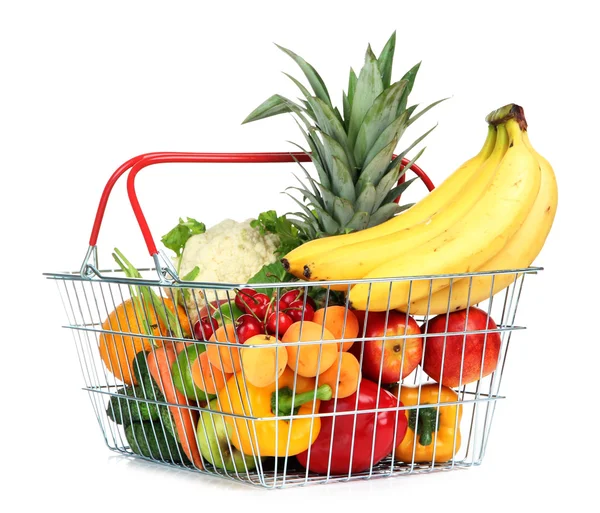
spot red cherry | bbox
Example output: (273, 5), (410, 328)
(279, 289), (303, 307)
(235, 288), (258, 313)
(266, 312), (294, 337)
(286, 300), (315, 323)
(247, 293), (271, 319)
(193, 316), (216, 341)
(235, 314), (264, 343)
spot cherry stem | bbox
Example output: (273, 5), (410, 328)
(232, 290), (266, 325)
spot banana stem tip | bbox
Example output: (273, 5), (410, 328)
(485, 104), (528, 131)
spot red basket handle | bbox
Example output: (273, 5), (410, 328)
(85, 152), (434, 273)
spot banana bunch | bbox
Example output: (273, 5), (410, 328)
(282, 104), (558, 313)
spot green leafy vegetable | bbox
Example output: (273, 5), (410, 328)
(161, 218), (205, 307)
(161, 217), (206, 258)
(308, 287), (347, 309)
(112, 248), (185, 339)
(247, 261), (296, 297)
(181, 266), (200, 282)
(251, 210), (305, 258)
(181, 266), (200, 303)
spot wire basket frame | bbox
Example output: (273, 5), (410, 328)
(44, 151), (541, 488)
(46, 265), (538, 488)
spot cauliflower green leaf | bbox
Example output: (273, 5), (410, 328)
(161, 217), (206, 258)
(251, 210), (304, 258)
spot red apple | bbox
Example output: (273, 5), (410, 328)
(422, 307), (501, 387)
(359, 311), (423, 384)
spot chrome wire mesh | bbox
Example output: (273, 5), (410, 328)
(46, 266), (538, 488)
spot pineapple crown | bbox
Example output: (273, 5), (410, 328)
(243, 32), (444, 238)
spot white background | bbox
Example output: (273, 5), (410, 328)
(2, 0), (599, 511)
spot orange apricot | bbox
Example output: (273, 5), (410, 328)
(240, 334), (288, 387)
(282, 321), (338, 377)
(191, 351), (231, 395)
(206, 324), (241, 374)
(312, 306), (359, 352)
(317, 352), (361, 398)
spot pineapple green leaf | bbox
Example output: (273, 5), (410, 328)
(397, 62), (421, 113)
(356, 138), (397, 196)
(332, 197), (355, 227)
(383, 177), (418, 205)
(309, 97), (350, 155)
(289, 120), (331, 190)
(244, 38), (445, 238)
(405, 104), (418, 120)
(278, 96), (314, 128)
(347, 46), (384, 149)
(318, 184), (337, 213)
(300, 99), (316, 120)
(290, 210), (314, 223)
(407, 98), (449, 127)
(285, 192), (318, 221)
(368, 203), (402, 227)
(388, 147), (427, 185)
(396, 203), (415, 214)
(348, 67), (358, 107)
(331, 156), (356, 202)
(321, 131), (354, 179)
(289, 155), (321, 198)
(373, 167), (402, 212)
(342, 92), (351, 131)
(313, 206), (341, 234)
(333, 106), (344, 125)
(355, 182), (377, 214)
(393, 127), (435, 164)
(284, 72), (313, 102)
(288, 186), (324, 210)
(305, 133), (331, 190)
(377, 31), (397, 89)
(243, 94), (295, 124)
(353, 80), (408, 167)
(276, 44), (333, 109)
(288, 217), (317, 239)
(345, 211), (370, 232)
(362, 110), (410, 169)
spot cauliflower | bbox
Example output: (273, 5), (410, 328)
(176, 218), (280, 316)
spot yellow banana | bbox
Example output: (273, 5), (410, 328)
(282, 125), (498, 278)
(303, 125), (509, 288)
(407, 130), (557, 315)
(349, 118), (541, 312)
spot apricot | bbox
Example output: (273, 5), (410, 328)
(282, 321), (338, 377)
(206, 324), (241, 374)
(313, 306), (359, 352)
(240, 334), (288, 387)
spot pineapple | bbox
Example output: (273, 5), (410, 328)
(243, 32), (442, 238)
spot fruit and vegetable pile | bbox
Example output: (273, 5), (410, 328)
(98, 32), (557, 476)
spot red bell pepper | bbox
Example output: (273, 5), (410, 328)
(296, 379), (407, 474)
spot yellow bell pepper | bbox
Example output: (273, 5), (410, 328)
(392, 384), (462, 463)
(217, 367), (332, 457)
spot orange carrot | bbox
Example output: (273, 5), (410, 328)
(146, 345), (203, 469)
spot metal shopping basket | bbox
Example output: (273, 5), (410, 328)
(44, 152), (540, 488)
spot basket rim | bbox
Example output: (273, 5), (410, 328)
(43, 265), (543, 287)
